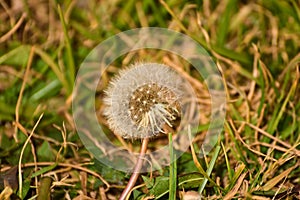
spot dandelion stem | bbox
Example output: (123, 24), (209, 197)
(119, 138), (149, 200)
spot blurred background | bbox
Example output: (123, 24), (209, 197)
(0, 0), (299, 199)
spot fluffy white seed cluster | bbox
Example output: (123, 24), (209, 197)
(103, 63), (183, 139)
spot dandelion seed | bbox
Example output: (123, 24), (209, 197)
(103, 63), (184, 139)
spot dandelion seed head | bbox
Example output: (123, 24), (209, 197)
(103, 63), (184, 139)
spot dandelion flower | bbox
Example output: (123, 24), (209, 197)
(103, 63), (185, 139)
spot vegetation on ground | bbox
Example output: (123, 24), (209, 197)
(0, 0), (299, 199)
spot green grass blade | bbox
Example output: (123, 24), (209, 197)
(57, 5), (75, 94)
(199, 145), (221, 195)
(267, 76), (298, 135)
(34, 46), (69, 94)
(221, 142), (233, 180)
(216, 0), (237, 47)
(169, 133), (177, 200)
(31, 163), (58, 178)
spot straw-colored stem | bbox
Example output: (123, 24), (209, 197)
(119, 138), (149, 200)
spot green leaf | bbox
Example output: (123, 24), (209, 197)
(20, 179), (31, 199)
(149, 176), (169, 198)
(37, 141), (55, 162)
(149, 173), (203, 199)
(141, 175), (154, 189)
(0, 45), (31, 66)
(178, 173), (204, 189)
(89, 159), (126, 184)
